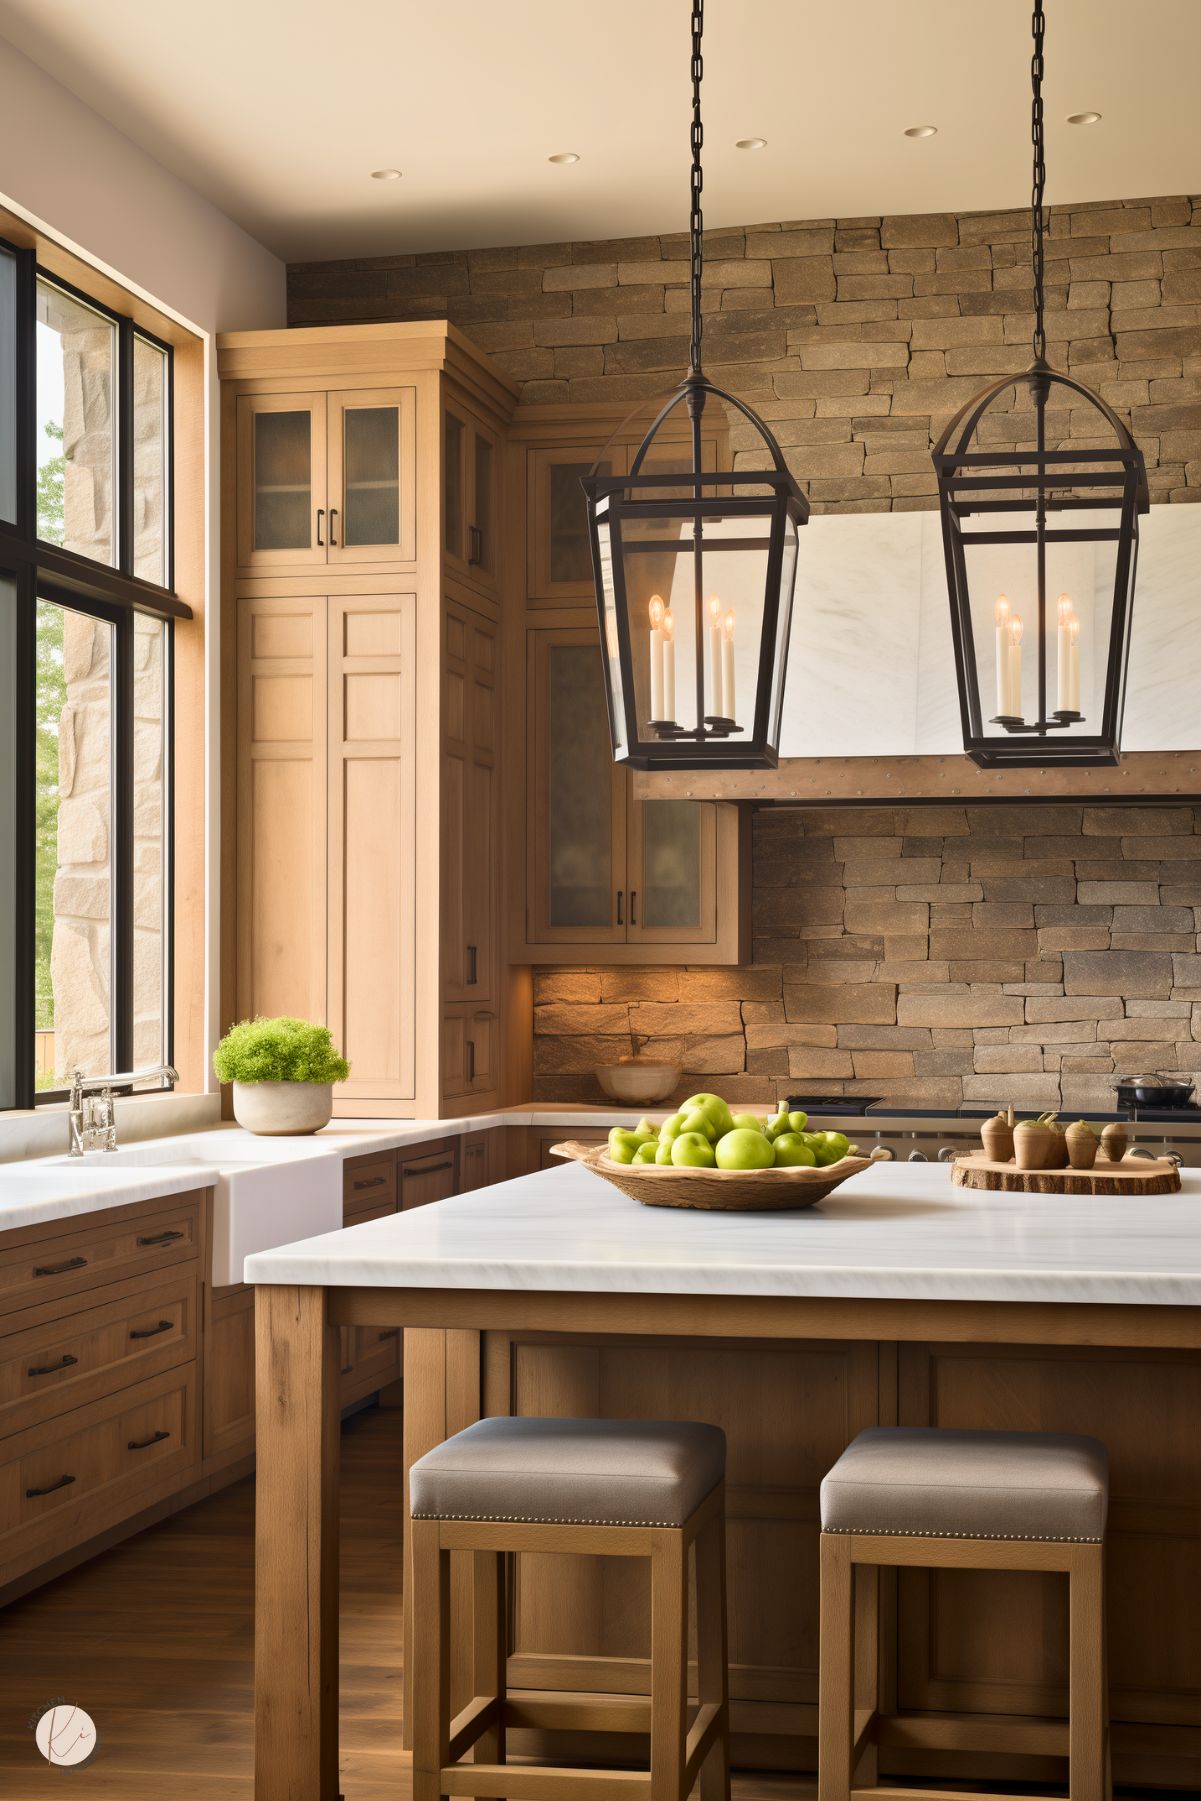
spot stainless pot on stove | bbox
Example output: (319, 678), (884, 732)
(1113, 1072), (1196, 1108)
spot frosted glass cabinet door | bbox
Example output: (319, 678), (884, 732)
(528, 628), (626, 944)
(626, 797), (718, 946)
(527, 445), (625, 604)
(327, 388), (416, 565)
(235, 393), (327, 570)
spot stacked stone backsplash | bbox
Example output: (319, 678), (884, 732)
(289, 194), (1201, 509)
(533, 803), (1201, 1112)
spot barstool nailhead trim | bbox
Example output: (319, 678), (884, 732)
(823, 1524), (1102, 1543)
(412, 1509), (686, 1527)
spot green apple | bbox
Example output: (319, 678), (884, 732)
(680, 1092), (736, 1140)
(608, 1126), (653, 1163)
(772, 1133), (816, 1168)
(767, 1108), (809, 1140)
(810, 1129), (850, 1167)
(655, 1138), (677, 1164)
(678, 1106), (718, 1144)
(633, 1116), (660, 1139)
(715, 1128), (774, 1171)
(730, 1112), (767, 1135)
(670, 1131), (717, 1169)
(632, 1141), (658, 1165)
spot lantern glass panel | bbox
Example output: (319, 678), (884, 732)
(593, 508), (626, 756)
(614, 501), (781, 748)
(955, 504), (1128, 747)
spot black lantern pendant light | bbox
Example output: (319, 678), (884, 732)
(581, 0), (808, 771)
(933, 2), (1148, 768)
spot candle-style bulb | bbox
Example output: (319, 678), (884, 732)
(1068, 615), (1079, 642)
(723, 609), (736, 640)
(1008, 613), (1024, 645)
(648, 594), (665, 629)
(661, 607), (674, 639)
(1057, 592), (1074, 625)
(708, 593), (722, 622)
(995, 594), (1010, 625)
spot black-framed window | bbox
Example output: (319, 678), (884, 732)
(0, 239), (186, 1109)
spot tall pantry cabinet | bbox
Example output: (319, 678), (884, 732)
(219, 324), (517, 1117)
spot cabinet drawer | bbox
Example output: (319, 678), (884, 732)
(0, 1364), (198, 1551)
(0, 1270), (198, 1441)
(354, 1323), (400, 1387)
(0, 1196), (202, 1321)
(343, 1155), (397, 1220)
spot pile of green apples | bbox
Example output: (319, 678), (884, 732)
(607, 1092), (854, 1172)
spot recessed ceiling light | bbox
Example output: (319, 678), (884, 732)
(1067, 110), (1102, 125)
(735, 137), (767, 150)
(903, 125), (938, 139)
(370, 168), (402, 181)
(548, 152), (580, 164)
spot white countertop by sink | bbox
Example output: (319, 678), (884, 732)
(244, 1159), (1201, 1308)
(0, 1108), (634, 1282)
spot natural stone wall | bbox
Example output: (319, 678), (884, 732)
(532, 803), (1201, 1111)
(289, 194), (1201, 509)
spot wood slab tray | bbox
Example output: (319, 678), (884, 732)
(953, 1152), (1182, 1195)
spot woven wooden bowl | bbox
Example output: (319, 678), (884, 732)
(552, 1140), (892, 1212)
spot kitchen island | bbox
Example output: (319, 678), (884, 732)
(246, 1159), (1201, 1799)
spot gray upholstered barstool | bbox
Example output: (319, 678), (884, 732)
(818, 1427), (1110, 1801)
(409, 1415), (731, 1801)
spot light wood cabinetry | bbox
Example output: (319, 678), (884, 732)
(221, 324), (518, 1118)
(0, 1193), (206, 1592)
(523, 623), (746, 961)
(508, 406), (747, 967)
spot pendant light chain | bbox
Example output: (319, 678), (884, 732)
(688, 0), (705, 377)
(1030, 0), (1047, 361)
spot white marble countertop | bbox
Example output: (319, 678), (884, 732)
(244, 1159), (1201, 1307)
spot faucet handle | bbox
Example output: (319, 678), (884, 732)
(96, 1088), (117, 1151)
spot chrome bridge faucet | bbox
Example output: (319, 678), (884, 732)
(67, 1065), (179, 1157)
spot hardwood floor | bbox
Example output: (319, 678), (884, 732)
(0, 1407), (806, 1800)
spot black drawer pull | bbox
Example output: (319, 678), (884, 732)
(329, 506), (339, 547)
(352, 1175), (387, 1192)
(467, 943), (478, 985)
(129, 1319), (173, 1341)
(377, 1329), (398, 1342)
(127, 1429), (171, 1452)
(414, 1158), (454, 1176)
(27, 1474), (75, 1499)
(468, 523), (483, 566)
(27, 1353), (79, 1378)
(137, 1230), (184, 1247)
(34, 1256), (87, 1278)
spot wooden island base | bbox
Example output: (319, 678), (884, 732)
(385, 1308), (1201, 1791)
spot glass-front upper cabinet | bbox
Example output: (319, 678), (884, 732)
(443, 400), (499, 592)
(527, 627), (626, 946)
(235, 392), (327, 571)
(524, 624), (740, 961)
(527, 444), (625, 605)
(327, 388), (416, 566)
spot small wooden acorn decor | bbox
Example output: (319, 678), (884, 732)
(980, 1108), (1014, 1162)
(1100, 1122), (1129, 1163)
(1065, 1119), (1099, 1171)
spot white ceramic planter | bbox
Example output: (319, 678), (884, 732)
(232, 1081), (333, 1137)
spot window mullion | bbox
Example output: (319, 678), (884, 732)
(13, 247), (35, 543)
(118, 315), (133, 580)
(113, 607), (134, 1074)
(12, 565), (35, 1109)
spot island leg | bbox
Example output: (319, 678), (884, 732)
(255, 1283), (341, 1801)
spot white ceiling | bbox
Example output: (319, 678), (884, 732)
(2, 0), (1199, 264)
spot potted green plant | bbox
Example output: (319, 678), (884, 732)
(213, 1016), (349, 1136)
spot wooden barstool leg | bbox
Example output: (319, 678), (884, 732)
(411, 1520), (450, 1801)
(650, 1528), (689, 1801)
(696, 1509), (731, 1801)
(1068, 1544), (1105, 1801)
(818, 1533), (854, 1801)
(472, 1549), (507, 1798)
(852, 1561), (879, 1786)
